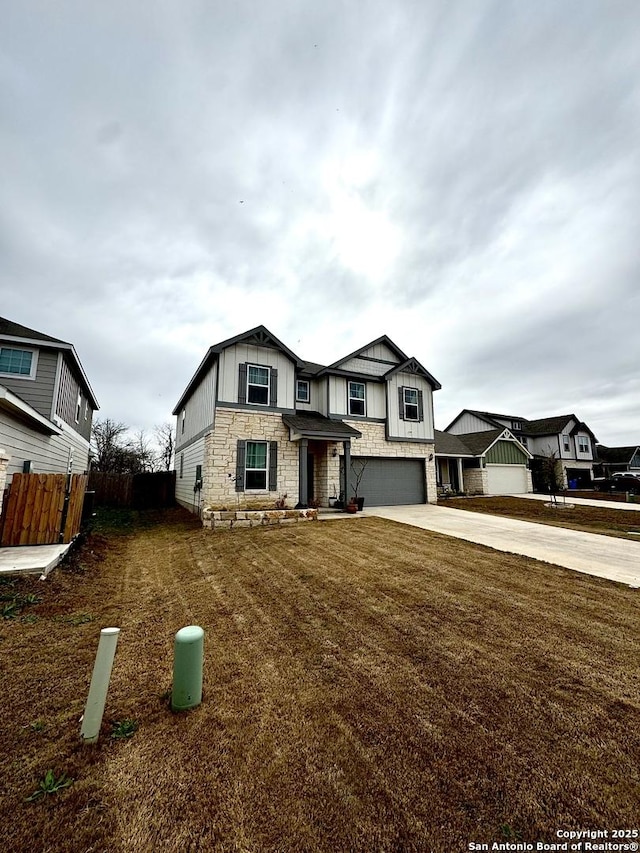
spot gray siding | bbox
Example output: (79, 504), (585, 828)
(217, 343), (296, 409)
(55, 355), (93, 441)
(386, 371), (434, 441)
(176, 362), (217, 450)
(0, 346), (56, 419)
(448, 412), (495, 434)
(0, 409), (91, 479)
(175, 436), (206, 513)
(329, 376), (386, 418)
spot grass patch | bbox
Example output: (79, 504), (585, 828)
(445, 495), (640, 540)
(0, 507), (638, 852)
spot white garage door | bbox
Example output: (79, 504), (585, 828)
(486, 465), (528, 495)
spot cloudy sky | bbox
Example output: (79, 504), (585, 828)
(2, 0), (639, 446)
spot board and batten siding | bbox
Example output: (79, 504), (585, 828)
(0, 347), (57, 421)
(0, 410), (91, 480)
(177, 362), (217, 449)
(54, 355), (93, 441)
(448, 412), (495, 435)
(294, 376), (322, 412)
(329, 375), (386, 419)
(175, 436), (206, 513)
(385, 372), (434, 441)
(485, 440), (528, 464)
(217, 344), (296, 409)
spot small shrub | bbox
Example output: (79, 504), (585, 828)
(26, 769), (73, 802)
(111, 719), (138, 739)
(53, 613), (93, 626)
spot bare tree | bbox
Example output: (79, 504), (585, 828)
(154, 422), (175, 472)
(540, 448), (562, 506)
(91, 418), (130, 472)
(133, 429), (158, 473)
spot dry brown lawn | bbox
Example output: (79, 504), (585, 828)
(444, 495), (640, 540)
(1, 508), (639, 853)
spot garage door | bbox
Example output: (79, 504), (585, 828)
(344, 456), (425, 506)
(486, 464), (528, 495)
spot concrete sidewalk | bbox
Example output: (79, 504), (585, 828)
(513, 493), (640, 511)
(364, 504), (640, 588)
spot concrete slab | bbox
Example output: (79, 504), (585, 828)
(365, 504), (640, 588)
(512, 493), (640, 511)
(0, 543), (72, 578)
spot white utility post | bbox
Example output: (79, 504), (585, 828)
(80, 627), (121, 744)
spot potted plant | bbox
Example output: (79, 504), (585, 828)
(344, 498), (358, 514)
(350, 459), (369, 511)
(328, 484), (338, 508)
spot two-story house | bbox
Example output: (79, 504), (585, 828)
(0, 317), (99, 501)
(172, 326), (441, 513)
(443, 410), (597, 491)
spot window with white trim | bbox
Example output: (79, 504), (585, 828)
(247, 365), (270, 405)
(84, 399), (90, 420)
(348, 381), (365, 416)
(181, 409), (186, 435)
(296, 379), (310, 403)
(245, 441), (268, 489)
(0, 347), (36, 378)
(562, 435), (570, 452)
(578, 436), (590, 453)
(403, 387), (419, 421)
(512, 421), (522, 431)
(75, 391), (82, 423)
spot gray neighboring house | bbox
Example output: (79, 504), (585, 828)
(0, 317), (99, 507)
(172, 326), (441, 514)
(594, 445), (640, 478)
(435, 428), (533, 495)
(442, 409), (598, 492)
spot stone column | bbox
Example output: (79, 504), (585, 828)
(343, 439), (351, 500)
(297, 438), (308, 507)
(0, 449), (10, 515)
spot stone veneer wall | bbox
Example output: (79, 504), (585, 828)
(462, 467), (488, 495)
(202, 507), (317, 530)
(0, 449), (9, 514)
(203, 410), (299, 507)
(558, 460), (593, 488)
(344, 421), (437, 504)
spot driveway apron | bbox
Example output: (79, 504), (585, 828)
(364, 504), (640, 588)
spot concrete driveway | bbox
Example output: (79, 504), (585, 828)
(364, 504), (640, 588)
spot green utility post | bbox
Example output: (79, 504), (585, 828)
(171, 625), (204, 711)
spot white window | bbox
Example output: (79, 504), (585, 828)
(245, 441), (268, 489)
(181, 409), (186, 435)
(247, 365), (270, 405)
(348, 381), (365, 416)
(0, 347), (37, 379)
(578, 436), (590, 453)
(403, 388), (419, 421)
(520, 436), (528, 448)
(512, 421), (522, 431)
(296, 379), (310, 403)
(75, 391), (82, 423)
(84, 399), (90, 420)
(562, 435), (570, 452)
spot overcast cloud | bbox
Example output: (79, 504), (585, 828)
(1, 0), (639, 446)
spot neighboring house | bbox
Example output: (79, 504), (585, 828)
(594, 445), (640, 478)
(435, 428), (532, 495)
(0, 317), (99, 506)
(443, 410), (597, 491)
(172, 326), (441, 513)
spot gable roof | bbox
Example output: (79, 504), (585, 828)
(0, 316), (71, 345)
(444, 409), (596, 441)
(173, 325), (303, 413)
(0, 315), (99, 409)
(436, 427), (532, 459)
(328, 335), (409, 370)
(383, 357), (442, 390)
(596, 445), (640, 464)
(434, 429), (474, 456)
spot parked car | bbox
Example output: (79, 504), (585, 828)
(594, 474), (640, 494)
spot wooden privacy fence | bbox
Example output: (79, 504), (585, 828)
(0, 473), (88, 546)
(88, 470), (176, 509)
